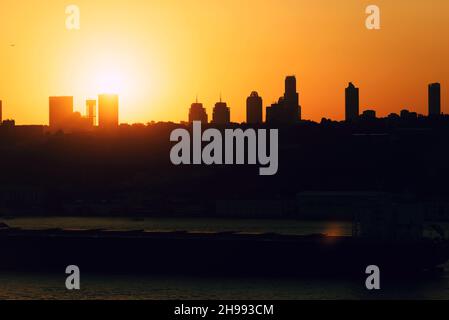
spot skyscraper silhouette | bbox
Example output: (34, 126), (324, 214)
(246, 92), (263, 124)
(188, 99), (208, 124)
(49, 96), (74, 131)
(266, 76), (301, 124)
(284, 76), (300, 119)
(86, 100), (97, 126)
(49, 96), (94, 132)
(98, 94), (119, 129)
(212, 96), (230, 124)
(345, 82), (359, 121)
(428, 83), (441, 117)
(0, 100), (2, 124)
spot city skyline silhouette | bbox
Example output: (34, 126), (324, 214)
(2, 0), (449, 303)
(0, 77), (445, 130)
(1, 1), (449, 125)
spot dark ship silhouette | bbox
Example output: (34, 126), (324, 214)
(0, 207), (448, 278)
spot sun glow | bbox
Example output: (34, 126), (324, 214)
(94, 70), (125, 95)
(88, 56), (134, 96)
(76, 47), (148, 122)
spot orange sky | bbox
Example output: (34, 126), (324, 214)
(0, 0), (448, 125)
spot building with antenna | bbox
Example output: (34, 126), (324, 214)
(212, 95), (230, 124)
(188, 97), (208, 124)
(345, 82), (359, 121)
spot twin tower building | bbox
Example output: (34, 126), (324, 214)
(189, 76), (302, 125)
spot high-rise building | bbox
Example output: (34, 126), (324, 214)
(49, 96), (95, 132)
(49, 96), (74, 131)
(188, 99), (208, 124)
(98, 94), (119, 128)
(86, 100), (97, 126)
(246, 92), (262, 124)
(428, 83), (441, 117)
(0, 100), (2, 124)
(345, 82), (359, 121)
(212, 97), (230, 124)
(266, 76), (301, 124)
(284, 76), (301, 120)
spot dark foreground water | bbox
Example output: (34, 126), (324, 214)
(0, 217), (448, 300)
(1, 272), (448, 300)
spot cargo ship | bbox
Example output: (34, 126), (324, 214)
(0, 222), (448, 277)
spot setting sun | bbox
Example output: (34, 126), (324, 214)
(93, 68), (126, 95)
(81, 49), (140, 105)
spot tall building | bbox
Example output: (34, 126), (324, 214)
(266, 76), (301, 124)
(188, 99), (208, 124)
(86, 100), (97, 126)
(49, 96), (95, 132)
(0, 100), (2, 124)
(345, 82), (359, 121)
(49, 96), (74, 131)
(246, 92), (262, 124)
(284, 76), (301, 120)
(98, 94), (119, 128)
(428, 83), (441, 117)
(212, 97), (230, 124)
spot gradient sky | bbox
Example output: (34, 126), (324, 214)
(0, 0), (448, 125)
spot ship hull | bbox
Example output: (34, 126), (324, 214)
(0, 229), (447, 277)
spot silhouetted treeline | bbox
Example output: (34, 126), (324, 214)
(1, 115), (449, 219)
